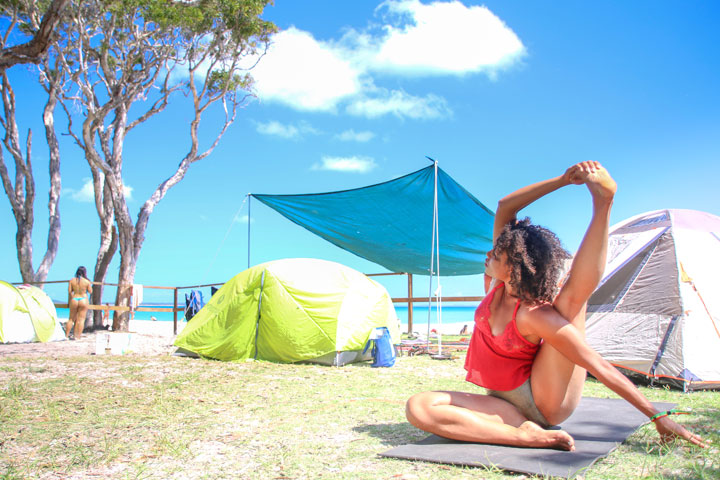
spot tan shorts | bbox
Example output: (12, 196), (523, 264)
(486, 379), (552, 428)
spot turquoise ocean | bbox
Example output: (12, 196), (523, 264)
(56, 304), (478, 332)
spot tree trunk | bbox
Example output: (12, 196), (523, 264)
(90, 224), (117, 329)
(111, 181), (137, 332)
(51, 0), (274, 331)
(112, 244), (136, 332)
(34, 81), (62, 285)
(15, 216), (35, 282)
(89, 173), (117, 329)
(0, 67), (62, 287)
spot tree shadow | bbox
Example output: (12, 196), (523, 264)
(353, 421), (427, 447)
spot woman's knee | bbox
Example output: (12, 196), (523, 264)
(406, 391), (447, 427)
(405, 392), (425, 422)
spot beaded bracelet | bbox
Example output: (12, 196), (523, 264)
(649, 409), (691, 422)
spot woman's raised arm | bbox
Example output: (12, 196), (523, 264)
(493, 163), (593, 242)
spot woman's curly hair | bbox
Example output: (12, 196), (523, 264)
(494, 218), (571, 304)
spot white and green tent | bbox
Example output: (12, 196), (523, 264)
(0, 281), (64, 343)
(174, 258), (400, 365)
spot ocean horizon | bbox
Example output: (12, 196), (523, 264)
(56, 304), (477, 331)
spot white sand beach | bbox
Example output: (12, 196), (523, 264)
(0, 319), (186, 357)
(0, 317), (471, 358)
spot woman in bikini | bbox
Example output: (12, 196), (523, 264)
(66, 266), (93, 340)
(405, 161), (706, 450)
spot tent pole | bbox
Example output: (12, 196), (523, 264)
(173, 287), (178, 335)
(426, 162), (438, 346)
(426, 159), (449, 360)
(434, 162), (443, 357)
(407, 273), (413, 334)
(253, 270), (265, 360)
(247, 194), (252, 269)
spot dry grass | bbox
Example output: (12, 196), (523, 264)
(0, 351), (717, 479)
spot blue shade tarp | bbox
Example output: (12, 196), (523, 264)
(252, 165), (494, 276)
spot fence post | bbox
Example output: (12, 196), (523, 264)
(173, 287), (178, 335)
(407, 273), (413, 334)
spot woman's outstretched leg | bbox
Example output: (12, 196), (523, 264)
(532, 165), (617, 425)
(405, 391), (575, 450)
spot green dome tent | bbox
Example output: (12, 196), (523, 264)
(174, 258), (400, 365)
(0, 281), (62, 343)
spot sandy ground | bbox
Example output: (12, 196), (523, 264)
(0, 319), (471, 358)
(0, 319), (188, 357)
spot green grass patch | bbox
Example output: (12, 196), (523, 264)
(0, 353), (717, 479)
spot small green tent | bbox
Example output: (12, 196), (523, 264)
(0, 281), (60, 343)
(174, 258), (400, 365)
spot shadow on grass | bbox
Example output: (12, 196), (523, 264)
(636, 467), (720, 480)
(353, 422), (427, 447)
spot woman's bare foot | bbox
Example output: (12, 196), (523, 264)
(519, 421), (576, 451)
(585, 166), (617, 200)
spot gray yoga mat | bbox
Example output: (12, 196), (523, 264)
(381, 397), (675, 479)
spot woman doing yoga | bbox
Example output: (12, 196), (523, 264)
(66, 266), (92, 340)
(405, 161), (707, 450)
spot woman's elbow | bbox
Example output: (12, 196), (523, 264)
(496, 198), (512, 215)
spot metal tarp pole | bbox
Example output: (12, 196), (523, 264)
(426, 159), (437, 346)
(407, 273), (413, 334)
(434, 161), (443, 356)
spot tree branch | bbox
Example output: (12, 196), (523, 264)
(0, 0), (70, 70)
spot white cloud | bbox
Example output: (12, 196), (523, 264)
(373, 0), (525, 75)
(256, 120), (299, 139)
(66, 178), (133, 202)
(336, 129), (376, 142)
(255, 120), (321, 139)
(67, 178), (95, 202)
(248, 1), (524, 117)
(234, 213), (253, 224)
(251, 27), (362, 111)
(347, 89), (450, 119)
(311, 156), (377, 173)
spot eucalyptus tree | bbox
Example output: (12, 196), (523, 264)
(0, 0), (69, 284)
(57, 0), (275, 331)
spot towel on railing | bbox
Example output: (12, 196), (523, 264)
(131, 284), (143, 310)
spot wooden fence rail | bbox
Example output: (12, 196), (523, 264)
(16, 274), (483, 335)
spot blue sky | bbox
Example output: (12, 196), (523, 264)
(1, 0), (719, 303)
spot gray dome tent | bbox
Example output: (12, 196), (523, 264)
(586, 209), (720, 391)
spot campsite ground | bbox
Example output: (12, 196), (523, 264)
(1, 326), (718, 479)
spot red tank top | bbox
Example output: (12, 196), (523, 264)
(464, 283), (541, 391)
